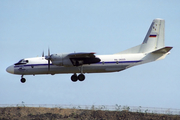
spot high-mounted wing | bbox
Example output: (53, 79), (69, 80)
(68, 52), (100, 66)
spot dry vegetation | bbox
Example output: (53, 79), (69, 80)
(0, 107), (180, 120)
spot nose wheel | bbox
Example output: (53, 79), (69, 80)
(20, 75), (26, 83)
(71, 73), (85, 82)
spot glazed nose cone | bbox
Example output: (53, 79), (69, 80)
(6, 65), (14, 74)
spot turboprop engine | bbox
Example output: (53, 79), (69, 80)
(45, 53), (73, 67)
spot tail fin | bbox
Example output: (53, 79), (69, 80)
(116, 18), (165, 54)
(140, 18), (165, 53)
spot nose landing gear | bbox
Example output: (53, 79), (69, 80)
(20, 75), (26, 83)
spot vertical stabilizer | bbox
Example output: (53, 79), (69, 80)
(116, 18), (165, 54)
(140, 18), (165, 53)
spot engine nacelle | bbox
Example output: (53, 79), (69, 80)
(50, 54), (73, 66)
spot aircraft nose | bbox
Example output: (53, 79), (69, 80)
(6, 65), (14, 74)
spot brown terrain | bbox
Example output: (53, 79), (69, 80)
(0, 107), (180, 120)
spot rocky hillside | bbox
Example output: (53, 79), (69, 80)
(0, 107), (180, 120)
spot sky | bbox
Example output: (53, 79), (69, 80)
(0, 1), (180, 109)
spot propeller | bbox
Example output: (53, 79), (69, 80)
(45, 48), (51, 71)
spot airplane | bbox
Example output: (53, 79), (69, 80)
(6, 18), (172, 83)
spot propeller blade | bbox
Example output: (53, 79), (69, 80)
(42, 51), (44, 57)
(48, 48), (51, 71)
(48, 48), (50, 57)
(48, 59), (50, 71)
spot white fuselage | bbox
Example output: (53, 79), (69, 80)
(7, 54), (146, 75)
(6, 18), (172, 83)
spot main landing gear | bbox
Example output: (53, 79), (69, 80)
(71, 66), (85, 82)
(71, 73), (85, 82)
(20, 75), (26, 83)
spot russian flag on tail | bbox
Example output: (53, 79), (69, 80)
(149, 34), (157, 37)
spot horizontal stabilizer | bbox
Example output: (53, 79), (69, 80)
(152, 47), (173, 53)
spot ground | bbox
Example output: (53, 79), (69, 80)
(0, 107), (180, 120)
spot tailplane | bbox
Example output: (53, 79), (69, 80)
(116, 18), (166, 54)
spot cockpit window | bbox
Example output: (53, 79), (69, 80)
(14, 59), (29, 65)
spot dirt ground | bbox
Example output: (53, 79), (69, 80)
(0, 107), (180, 120)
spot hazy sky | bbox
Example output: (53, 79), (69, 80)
(0, 1), (180, 109)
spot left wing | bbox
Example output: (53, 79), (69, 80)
(68, 52), (101, 66)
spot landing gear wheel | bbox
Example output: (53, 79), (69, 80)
(21, 78), (26, 83)
(71, 74), (78, 82)
(78, 74), (85, 81)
